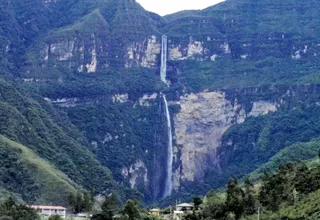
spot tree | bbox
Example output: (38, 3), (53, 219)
(259, 164), (297, 211)
(83, 191), (94, 213)
(202, 190), (225, 220)
(75, 191), (85, 213)
(120, 200), (141, 220)
(184, 212), (201, 220)
(91, 214), (106, 220)
(68, 192), (76, 213)
(0, 197), (39, 220)
(192, 196), (203, 210)
(102, 193), (118, 220)
(243, 178), (256, 215)
(69, 190), (94, 214)
(91, 192), (118, 220)
(258, 172), (282, 211)
(205, 189), (216, 199)
(225, 178), (244, 220)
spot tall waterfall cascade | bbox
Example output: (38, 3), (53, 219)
(160, 35), (168, 84)
(160, 35), (173, 198)
(162, 95), (173, 197)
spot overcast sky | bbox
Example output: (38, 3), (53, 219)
(136, 0), (225, 16)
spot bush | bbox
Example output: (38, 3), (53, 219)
(48, 215), (62, 220)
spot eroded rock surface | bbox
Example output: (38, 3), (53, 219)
(173, 91), (277, 188)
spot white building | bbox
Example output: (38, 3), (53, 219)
(175, 203), (194, 212)
(31, 205), (66, 219)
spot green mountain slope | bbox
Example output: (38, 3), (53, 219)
(248, 139), (320, 181)
(243, 188), (320, 219)
(270, 188), (320, 220)
(0, 135), (77, 205)
(0, 79), (128, 204)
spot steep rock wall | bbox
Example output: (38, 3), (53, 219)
(122, 160), (148, 190)
(35, 32), (320, 75)
(173, 91), (277, 189)
(125, 36), (161, 68)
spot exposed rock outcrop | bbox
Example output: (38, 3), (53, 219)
(122, 160), (148, 189)
(173, 91), (277, 189)
(125, 35), (161, 68)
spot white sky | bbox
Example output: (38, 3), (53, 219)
(136, 0), (225, 16)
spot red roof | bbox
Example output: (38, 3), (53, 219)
(30, 205), (66, 210)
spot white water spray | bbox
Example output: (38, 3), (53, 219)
(162, 95), (173, 197)
(160, 35), (168, 84)
(160, 35), (173, 197)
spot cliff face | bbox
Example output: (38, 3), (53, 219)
(17, 0), (320, 81)
(45, 83), (320, 199)
(173, 90), (277, 189)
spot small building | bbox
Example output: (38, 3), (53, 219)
(31, 205), (66, 219)
(150, 208), (160, 216)
(175, 203), (194, 212)
(76, 213), (92, 218)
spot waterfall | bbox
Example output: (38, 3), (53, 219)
(160, 35), (168, 84)
(160, 35), (173, 197)
(162, 95), (173, 197)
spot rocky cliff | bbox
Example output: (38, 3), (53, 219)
(173, 91), (276, 189)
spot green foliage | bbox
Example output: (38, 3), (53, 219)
(48, 215), (63, 220)
(35, 68), (164, 99)
(46, 9), (109, 40)
(101, 193), (118, 220)
(174, 57), (320, 94)
(184, 212), (202, 220)
(243, 164), (320, 220)
(248, 139), (320, 181)
(225, 178), (245, 220)
(0, 142), (38, 202)
(66, 95), (163, 202)
(0, 79), (119, 204)
(185, 160), (320, 220)
(270, 188), (320, 220)
(208, 104), (320, 190)
(202, 198), (225, 220)
(0, 197), (39, 220)
(119, 200), (141, 220)
(91, 193), (118, 220)
(68, 190), (94, 214)
(243, 178), (256, 215)
(193, 197), (203, 210)
(195, 178), (254, 220)
(0, 135), (76, 205)
(259, 164), (296, 211)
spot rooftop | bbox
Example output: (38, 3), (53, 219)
(30, 205), (66, 210)
(176, 203), (193, 207)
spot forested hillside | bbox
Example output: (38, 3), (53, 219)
(0, 0), (320, 207)
(180, 158), (320, 220)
